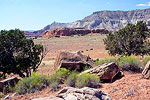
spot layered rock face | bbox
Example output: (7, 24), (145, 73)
(69, 8), (150, 31)
(42, 27), (108, 38)
(36, 8), (150, 34)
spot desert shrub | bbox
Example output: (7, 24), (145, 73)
(49, 73), (60, 84)
(98, 58), (117, 65)
(90, 48), (93, 50)
(76, 73), (100, 88)
(94, 59), (100, 66)
(55, 68), (71, 82)
(50, 81), (59, 91)
(83, 65), (91, 71)
(15, 73), (50, 94)
(48, 68), (71, 91)
(142, 56), (150, 66)
(65, 71), (78, 87)
(119, 56), (142, 72)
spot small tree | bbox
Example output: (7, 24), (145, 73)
(0, 29), (48, 78)
(104, 21), (150, 56)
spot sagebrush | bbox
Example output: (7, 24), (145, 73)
(15, 73), (50, 94)
(76, 73), (100, 88)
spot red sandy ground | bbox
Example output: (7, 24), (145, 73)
(11, 72), (150, 100)
(4, 34), (150, 100)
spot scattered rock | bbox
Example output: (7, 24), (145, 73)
(81, 62), (123, 81)
(54, 51), (96, 72)
(56, 87), (111, 100)
(32, 87), (111, 100)
(142, 61), (150, 79)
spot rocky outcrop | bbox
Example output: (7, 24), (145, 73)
(81, 62), (122, 81)
(142, 61), (150, 79)
(42, 27), (108, 38)
(24, 31), (42, 38)
(34, 8), (150, 35)
(32, 87), (111, 100)
(54, 51), (96, 71)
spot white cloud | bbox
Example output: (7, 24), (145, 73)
(136, 4), (147, 6)
(136, 2), (150, 7)
(148, 2), (150, 6)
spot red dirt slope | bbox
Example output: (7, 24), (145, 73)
(11, 72), (150, 100)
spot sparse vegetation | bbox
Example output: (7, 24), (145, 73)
(119, 56), (142, 72)
(95, 56), (142, 72)
(98, 58), (117, 65)
(14, 68), (101, 94)
(50, 81), (59, 91)
(55, 68), (71, 82)
(90, 48), (93, 50)
(48, 68), (71, 91)
(76, 73), (100, 88)
(15, 73), (50, 94)
(65, 71), (78, 87)
(142, 56), (150, 66)
(83, 65), (91, 71)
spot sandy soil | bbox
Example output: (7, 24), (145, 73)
(34, 34), (111, 61)
(3, 34), (150, 100)
(11, 72), (150, 100)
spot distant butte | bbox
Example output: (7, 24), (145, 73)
(25, 8), (150, 37)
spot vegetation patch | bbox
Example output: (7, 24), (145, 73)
(95, 56), (142, 73)
(119, 56), (142, 72)
(15, 73), (50, 94)
(76, 73), (100, 88)
(55, 68), (71, 83)
(142, 56), (150, 66)
(104, 21), (150, 56)
(98, 58), (117, 65)
(65, 71), (78, 87)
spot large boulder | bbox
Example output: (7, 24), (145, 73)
(142, 61), (150, 79)
(54, 51), (96, 72)
(33, 87), (111, 100)
(81, 62), (122, 81)
(0, 77), (19, 92)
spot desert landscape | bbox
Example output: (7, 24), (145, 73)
(1, 33), (149, 100)
(2, 1), (150, 100)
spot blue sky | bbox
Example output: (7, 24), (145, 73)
(0, 0), (150, 30)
